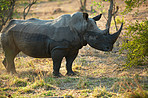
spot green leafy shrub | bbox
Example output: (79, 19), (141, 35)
(120, 20), (148, 67)
(122, 0), (146, 14)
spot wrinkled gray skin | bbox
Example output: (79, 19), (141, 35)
(1, 12), (123, 77)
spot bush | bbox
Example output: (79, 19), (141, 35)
(120, 20), (148, 67)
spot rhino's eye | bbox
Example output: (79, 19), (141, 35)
(96, 36), (99, 39)
(94, 42), (98, 46)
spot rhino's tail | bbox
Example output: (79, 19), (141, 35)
(1, 19), (19, 54)
(1, 19), (16, 34)
(1, 20), (15, 48)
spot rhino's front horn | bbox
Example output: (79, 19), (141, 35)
(111, 23), (123, 44)
(93, 14), (102, 21)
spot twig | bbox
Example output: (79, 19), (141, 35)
(113, 6), (119, 31)
(79, 0), (87, 12)
(23, 0), (37, 20)
(112, 6), (119, 16)
(102, 13), (108, 21)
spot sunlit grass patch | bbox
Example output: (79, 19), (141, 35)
(0, 90), (6, 98)
(1, 87), (18, 97)
(73, 64), (81, 71)
(31, 80), (55, 90)
(15, 57), (28, 68)
(13, 78), (27, 87)
(31, 80), (44, 89)
(122, 88), (148, 98)
(72, 64), (82, 75)
(0, 87), (14, 98)
(62, 90), (74, 98)
(61, 77), (78, 83)
(80, 89), (92, 97)
(91, 86), (117, 98)
(44, 77), (61, 86)
(43, 90), (58, 97)
(76, 76), (92, 89)
(0, 74), (10, 80)
(18, 86), (35, 94)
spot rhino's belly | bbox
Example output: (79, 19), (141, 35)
(13, 32), (51, 58)
(19, 41), (51, 58)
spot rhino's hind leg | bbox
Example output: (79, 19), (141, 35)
(3, 48), (20, 74)
(65, 50), (78, 76)
(2, 38), (20, 74)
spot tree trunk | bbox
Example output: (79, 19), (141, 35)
(106, 0), (113, 29)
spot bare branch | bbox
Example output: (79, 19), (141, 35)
(102, 13), (108, 21)
(112, 6), (119, 16)
(80, 0), (83, 7)
(113, 4), (119, 31)
(23, 0), (37, 20)
(79, 0), (87, 12)
(113, 15), (118, 31)
(84, 0), (87, 8)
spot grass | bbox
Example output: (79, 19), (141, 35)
(91, 86), (116, 97)
(0, 50), (147, 97)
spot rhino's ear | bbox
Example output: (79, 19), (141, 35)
(93, 14), (102, 21)
(83, 13), (88, 20)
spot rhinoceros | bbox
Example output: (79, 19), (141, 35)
(1, 12), (123, 77)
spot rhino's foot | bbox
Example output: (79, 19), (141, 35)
(53, 72), (63, 78)
(66, 71), (76, 76)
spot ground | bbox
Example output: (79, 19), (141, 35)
(0, 0), (148, 97)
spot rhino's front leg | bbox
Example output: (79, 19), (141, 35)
(65, 50), (78, 76)
(51, 49), (65, 77)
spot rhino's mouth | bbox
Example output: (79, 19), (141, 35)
(93, 45), (113, 52)
(102, 47), (112, 51)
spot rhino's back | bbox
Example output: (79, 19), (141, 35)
(1, 14), (82, 57)
(1, 19), (52, 58)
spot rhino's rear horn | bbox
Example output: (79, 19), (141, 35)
(93, 14), (102, 21)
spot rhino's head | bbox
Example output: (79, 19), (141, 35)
(69, 12), (123, 51)
(83, 13), (123, 51)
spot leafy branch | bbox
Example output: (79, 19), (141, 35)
(0, 0), (16, 31)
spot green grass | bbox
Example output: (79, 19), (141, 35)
(43, 90), (58, 96)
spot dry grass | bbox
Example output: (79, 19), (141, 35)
(0, 46), (147, 97)
(0, 0), (148, 97)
